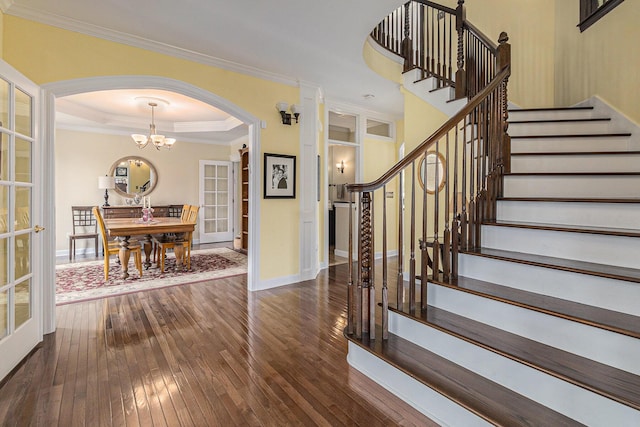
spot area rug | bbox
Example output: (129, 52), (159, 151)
(55, 247), (247, 305)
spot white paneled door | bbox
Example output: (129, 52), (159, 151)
(0, 60), (42, 381)
(199, 160), (234, 243)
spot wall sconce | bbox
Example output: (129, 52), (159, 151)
(336, 160), (345, 174)
(276, 101), (300, 125)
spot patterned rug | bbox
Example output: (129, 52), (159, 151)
(55, 247), (247, 305)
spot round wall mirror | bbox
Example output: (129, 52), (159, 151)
(108, 156), (158, 198)
(417, 151), (446, 194)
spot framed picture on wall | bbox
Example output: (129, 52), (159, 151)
(264, 153), (296, 199)
(115, 167), (128, 177)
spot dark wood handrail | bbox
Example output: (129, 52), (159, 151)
(347, 24), (512, 342)
(464, 21), (497, 52)
(347, 66), (509, 194)
(413, 0), (457, 14)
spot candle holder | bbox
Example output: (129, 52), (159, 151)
(141, 207), (154, 223)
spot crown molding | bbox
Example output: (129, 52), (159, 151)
(6, 4), (303, 88)
(0, 0), (14, 13)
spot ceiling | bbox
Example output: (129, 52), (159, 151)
(4, 0), (405, 145)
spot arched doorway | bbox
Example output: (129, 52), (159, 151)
(41, 75), (261, 333)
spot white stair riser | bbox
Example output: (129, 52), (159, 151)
(389, 310), (640, 426)
(347, 342), (490, 427)
(459, 253), (640, 316)
(481, 225), (640, 269)
(427, 284), (640, 376)
(511, 136), (631, 153)
(509, 120), (613, 136)
(497, 200), (640, 230)
(509, 109), (596, 121)
(403, 70), (465, 117)
(503, 175), (640, 198)
(511, 154), (640, 173)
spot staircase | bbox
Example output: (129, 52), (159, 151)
(346, 105), (640, 426)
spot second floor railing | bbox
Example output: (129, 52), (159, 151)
(371, 0), (498, 100)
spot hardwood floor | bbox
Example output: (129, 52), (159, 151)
(0, 263), (436, 426)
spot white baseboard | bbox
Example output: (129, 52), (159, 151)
(334, 249), (398, 260)
(253, 268), (320, 292)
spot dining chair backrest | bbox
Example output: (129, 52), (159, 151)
(72, 206), (97, 234)
(180, 204), (191, 221)
(92, 206), (109, 247)
(187, 205), (199, 223)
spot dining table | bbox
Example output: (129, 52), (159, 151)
(103, 217), (196, 279)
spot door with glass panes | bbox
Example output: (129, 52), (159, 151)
(199, 160), (233, 243)
(0, 60), (42, 381)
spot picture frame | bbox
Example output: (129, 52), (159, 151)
(417, 151), (446, 194)
(264, 153), (296, 199)
(115, 166), (128, 177)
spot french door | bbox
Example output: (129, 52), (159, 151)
(199, 160), (234, 243)
(0, 60), (42, 381)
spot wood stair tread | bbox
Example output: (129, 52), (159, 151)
(430, 275), (640, 339)
(345, 326), (583, 426)
(510, 118), (610, 124)
(509, 107), (594, 112)
(498, 197), (640, 204)
(463, 247), (640, 284)
(390, 304), (640, 410)
(511, 151), (640, 156)
(511, 133), (631, 139)
(482, 220), (640, 238)
(505, 171), (640, 176)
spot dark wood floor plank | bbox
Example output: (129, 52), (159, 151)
(0, 268), (440, 426)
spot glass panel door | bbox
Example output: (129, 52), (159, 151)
(199, 160), (233, 243)
(0, 61), (41, 382)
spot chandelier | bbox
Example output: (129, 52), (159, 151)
(131, 101), (176, 150)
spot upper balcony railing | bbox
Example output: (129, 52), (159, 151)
(371, 0), (498, 99)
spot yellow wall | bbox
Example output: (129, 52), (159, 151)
(363, 39), (404, 84)
(362, 136), (398, 253)
(554, 0), (640, 124)
(55, 129), (233, 252)
(437, 0), (557, 108)
(3, 15), (301, 281)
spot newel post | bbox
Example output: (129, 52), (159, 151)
(454, 0), (467, 99)
(401, 2), (413, 72)
(360, 192), (373, 339)
(497, 32), (511, 178)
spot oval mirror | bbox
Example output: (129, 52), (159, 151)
(108, 156), (158, 198)
(417, 151), (446, 194)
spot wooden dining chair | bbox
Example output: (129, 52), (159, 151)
(152, 205), (198, 272)
(92, 206), (143, 281)
(152, 204), (190, 263)
(69, 206), (99, 260)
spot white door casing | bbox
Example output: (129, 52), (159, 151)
(0, 59), (43, 381)
(199, 160), (234, 243)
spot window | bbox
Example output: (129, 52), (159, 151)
(328, 111), (357, 143)
(366, 119), (393, 139)
(579, 0), (625, 32)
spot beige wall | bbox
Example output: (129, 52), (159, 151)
(55, 129), (233, 253)
(554, 0), (640, 124)
(3, 15), (301, 280)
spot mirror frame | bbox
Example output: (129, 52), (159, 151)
(417, 151), (446, 194)
(108, 156), (158, 198)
